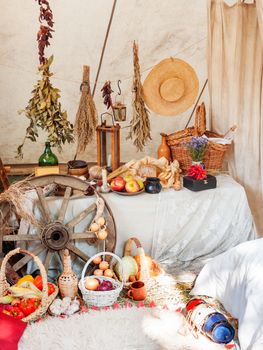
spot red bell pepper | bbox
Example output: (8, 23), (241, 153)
(18, 298), (38, 316)
(9, 306), (25, 319)
(34, 275), (55, 296)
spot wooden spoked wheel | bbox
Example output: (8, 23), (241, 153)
(1, 175), (116, 276)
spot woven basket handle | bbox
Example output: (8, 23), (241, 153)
(123, 237), (150, 283)
(194, 102), (206, 136)
(80, 251), (125, 291)
(123, 237), (142, 257)
(0, 248), (49, 311)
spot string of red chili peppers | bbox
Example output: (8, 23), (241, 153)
(36, 0), (54, 64)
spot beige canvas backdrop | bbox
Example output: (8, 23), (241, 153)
(0, 0), (208, 164)
(208, 0), (263, 234)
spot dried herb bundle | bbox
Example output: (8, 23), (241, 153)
(17, 56), (74, 158)
(16, 0), (74, 158)
(127, 42), (151, 152)
(74, 65), (97, 154)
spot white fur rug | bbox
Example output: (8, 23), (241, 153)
(19, 308), (235, 350)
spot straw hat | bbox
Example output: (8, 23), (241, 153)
(143, 58), (199, 116)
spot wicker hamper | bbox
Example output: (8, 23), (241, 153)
(166, 103), (231, 172)
(0, 248), (58, 322)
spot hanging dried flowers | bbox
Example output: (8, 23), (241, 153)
(127, 41), (151, 152)
(16, 0), (74, 158)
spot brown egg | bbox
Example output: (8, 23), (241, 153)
(94, 269), (103, 276)
(85, 278), (100, 291)
(99, 261), (109, 271)
(104, 269), (114, 278)
(92, 256), (102, 265)
(97, 229), (108, 240)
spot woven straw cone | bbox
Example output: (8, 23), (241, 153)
(0, 248), (58, 322)
(143, 58), (199, 116)
(58, 249), (78, 299)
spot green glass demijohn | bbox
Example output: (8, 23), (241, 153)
(38, 141), (58, 166)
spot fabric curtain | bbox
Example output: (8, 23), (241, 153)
(208, 0), (263, 235)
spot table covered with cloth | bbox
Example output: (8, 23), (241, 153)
(26, 175), (255, 275)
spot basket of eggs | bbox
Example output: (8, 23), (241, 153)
(79, 252), (124, 307)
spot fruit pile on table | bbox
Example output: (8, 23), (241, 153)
(110, 175), (144, 194)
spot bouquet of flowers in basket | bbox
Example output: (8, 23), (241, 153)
(186, 137), (208, 162)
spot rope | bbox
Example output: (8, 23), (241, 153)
(0, 37), (207, 88)
(92, 0), (118, 97)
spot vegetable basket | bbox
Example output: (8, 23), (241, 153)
(0, 248), (58, 322)
(79, 252), (124, 307)
(123, 237), (163, 286)
(123, 237), (150, 285)
(166, 102), (232, 172)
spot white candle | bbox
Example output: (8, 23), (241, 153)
(107, 154), (112, 167)
(102, 168), (107, 188)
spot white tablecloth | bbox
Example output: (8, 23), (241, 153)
(26, 175), (255, 275)
(102, 175), (255, 272)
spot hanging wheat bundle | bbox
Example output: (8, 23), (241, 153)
(74, 65), (97, 155)
(127, 42), (151, 152)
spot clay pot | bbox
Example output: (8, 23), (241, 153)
(67, 160), (89, 177)
(157, 133), (171, 161)
(127, 281), (147, 301)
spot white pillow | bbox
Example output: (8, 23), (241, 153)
(191, 238), (263, 350)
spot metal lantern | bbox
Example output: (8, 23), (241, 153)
(112, 102), (126, 122)
(112, 80), (126, 122)
(96, 113), (120, 172)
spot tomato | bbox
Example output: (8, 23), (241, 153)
(34, 275), (43, 291)
(9, 307), (25, 319)
(47, 282), (55, 296)
(18, 298), (37, 316)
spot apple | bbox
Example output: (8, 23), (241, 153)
(125, 180), (140, 193)
(124, 175), (134, 182)
(135, 178), (144, 190)
(111, 176), (126, 191)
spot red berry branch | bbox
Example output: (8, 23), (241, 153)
(36, 0), (54, 64)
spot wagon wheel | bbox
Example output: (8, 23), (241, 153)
(1, 175), (117, 277)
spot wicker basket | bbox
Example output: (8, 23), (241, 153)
(0, 248), (58, 322)
(123, 237), (163, 286)
(79, 252), (124, 307)
(123, 237), (150, 285)
(166, 103), (231, 172)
